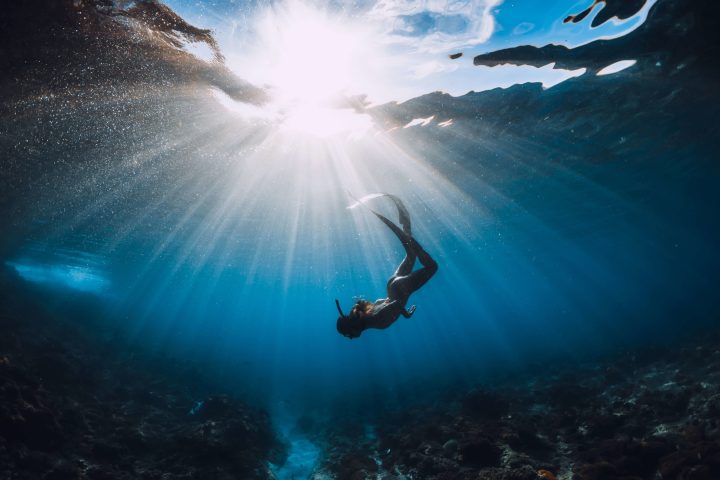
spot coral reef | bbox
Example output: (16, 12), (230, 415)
(0, 266), (286, 479)
(310, 331), (720, 479)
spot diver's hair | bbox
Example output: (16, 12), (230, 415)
(352, 299), (373, 315)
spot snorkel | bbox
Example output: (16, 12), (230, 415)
(335, 299), (346, 318)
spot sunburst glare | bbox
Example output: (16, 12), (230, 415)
(226, 0), (383, 138)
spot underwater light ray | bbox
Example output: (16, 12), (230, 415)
(139, 127), (290, 277)
(354, 124), (640, 356)
(282, 183), (307, 294)
(111, 87), (624, 378)
(262, 173), (365, 320)
(294, 135), (496, 356)
(144, 212), (271, 329)
(381, 108), (654, 243)
(109, 182), (251, 324)
(303, 144), (405, 295)
(212, 144), (347, 296)
(305, 135), (525, 373)
(371, 134), (487, 229)
(347, 133), (497, 302)
(473, 128), (654, 243)
(103, 160), (239, 261)
(217, 150), (316, 296)
(35, 88), (261, 253)
(111, 135), (299, 341)
(54, 37), (654, 393)
(393, 122), (677, 353)
(172, 172), (268, 276)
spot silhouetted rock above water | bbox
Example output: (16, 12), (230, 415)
(473, 0), (720, 75)
(563, 0), (649, 27)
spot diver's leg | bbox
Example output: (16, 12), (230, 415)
(409, 237), (436, 271)
(389, 237), (437, 297)
(394, 248), (416, 277)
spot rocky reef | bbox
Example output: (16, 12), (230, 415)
(309, 330), (720, 479)
(0, 265), (286, 480)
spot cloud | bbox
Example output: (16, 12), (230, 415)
(369, 0), (503, 53)
(392, 12), (469, 37)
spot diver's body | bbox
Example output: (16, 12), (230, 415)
(336, 195), (437, 339)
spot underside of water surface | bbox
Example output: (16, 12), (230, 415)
(1, 0), (719, 479)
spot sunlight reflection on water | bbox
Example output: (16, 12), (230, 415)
(7, 254), (110, 294)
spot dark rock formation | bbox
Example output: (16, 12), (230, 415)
(309, 330), (720, 479)
(462, 388), (509, 419)
(0, 265), (285, 479)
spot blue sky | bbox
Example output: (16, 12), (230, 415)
(165, 0), (654, 102)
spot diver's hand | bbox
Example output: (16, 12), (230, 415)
(403, 305), (416, 318)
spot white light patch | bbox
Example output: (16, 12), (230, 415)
(211, 88), (276, 123)
(182, 41), (216, 62)
(212, 87), (373, 139)
(8, 261), (110, 294)
(597, 60), (637, 76)
(404, 115), (435, 128)
(280, 105), (373, 139)
(539, 64), (587, 88)
(219, 1), (383, 139)
(232, 1), (379, 105)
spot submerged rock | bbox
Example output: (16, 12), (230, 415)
(458, 437), (501, 467)
(462, 388), (509, 419)
(310, 331), (720, 480)
(0, 266), (285, 479)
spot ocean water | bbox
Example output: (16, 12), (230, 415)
(1, 0), (719, 478)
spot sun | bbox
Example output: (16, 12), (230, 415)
(226, 1), (380, 138)
(264, 4), (359, 104)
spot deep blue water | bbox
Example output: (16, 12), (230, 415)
(6, 98), (718, 418)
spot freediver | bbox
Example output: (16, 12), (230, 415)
(335, 194), (438, 339)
